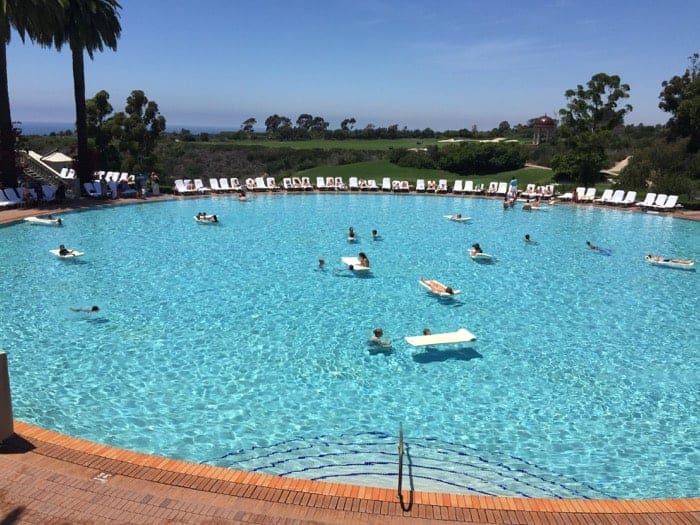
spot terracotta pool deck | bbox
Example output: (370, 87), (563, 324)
(2, 196), (699, 524)
(2, 421), (698, 524)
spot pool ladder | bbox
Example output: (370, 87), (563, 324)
(397, 424), (413, 511)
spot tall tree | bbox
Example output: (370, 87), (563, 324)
(0, 0), (64, 187)
(108, 89), (165, 172)
(559, 73), (632, 135)
(85, 89), (117, 168)
(295, 113), (313, 130)
(659, 53), (700, 153)
(553, 73), (632, 185)
(340, 117), (356, 131)
(51, 0), (122, 183)
(241, 117), (256, 138)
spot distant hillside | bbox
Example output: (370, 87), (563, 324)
(154, 141), (382, 183)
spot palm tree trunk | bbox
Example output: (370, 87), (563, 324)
(71, 43), (91, 183)
(0, 32), (17, 188)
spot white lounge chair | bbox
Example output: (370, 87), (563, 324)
(609, 189), (625, 205)
(437, 179), (448, 193)
(558, 192), (573, 201)
(595, 188), (614, 204)
(381, 177), (391, 191)
(636, 193), (656, 207)
(266, 177), (280, 190)
(316, 176), (327, 190)
(415, 179), (426, 192)
(659, 194), (680, 210)
(486, 182), (498, 195)
(521, 183), (537, 199)
(291, 177), (303, 190)
(326, 177), (336, 191)
(348, 177), (359, 191)
(463, 180), (474, 194)
(301, 176), (313, 190)
(621, 191), (637, 206)
(245, 178), (257, 191)
(209, 178), (222, 193)
(282, 177), (294, 190)
(650, 194), (668, 208)
(496, 182), (508, 195)
(334, 177), (347, 190)
(399, 180), (411, 192)
(582, 187), (596, 201)
(194, 179), (211, 193)
(367, 179), (379, 191)
(254, 176), (268, 191)
(217, 178), (231, 192)
(174, 179), (196, 195)
(452, 180), (463, 194)
(230, 178), (242, 191)
(648, 194), (670, 210)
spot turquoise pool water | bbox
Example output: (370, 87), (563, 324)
(1, 194), (698, 499)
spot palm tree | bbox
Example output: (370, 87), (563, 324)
(52, 0), (121, 183)
(0, 0), (63, 188)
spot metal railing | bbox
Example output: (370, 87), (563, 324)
(397, 424), (413, 511)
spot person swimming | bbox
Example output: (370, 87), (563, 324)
(369, 328), (391, 348)
(71, 305), (99, 313)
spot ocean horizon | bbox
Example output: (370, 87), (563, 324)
(17, 121), (242, 136)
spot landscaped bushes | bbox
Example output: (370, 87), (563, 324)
(389, 141), (527, 176)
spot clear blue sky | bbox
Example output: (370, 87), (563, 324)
(8, 0), (699, 131)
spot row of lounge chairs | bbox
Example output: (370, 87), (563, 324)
(556, 187), (682, 210)
(83, 180), (138, 199)
(594, 188), (637, 206)
(559, 186), (637, 206)
(634, 192), (682, 211)
(168, 175), (684, 212)
(0, 184), (61, 208)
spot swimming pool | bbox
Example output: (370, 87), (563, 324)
(1, 194), (698, 499)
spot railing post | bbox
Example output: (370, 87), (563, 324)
(0, 352), (14, 441)
(397, 424), (404, 499)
